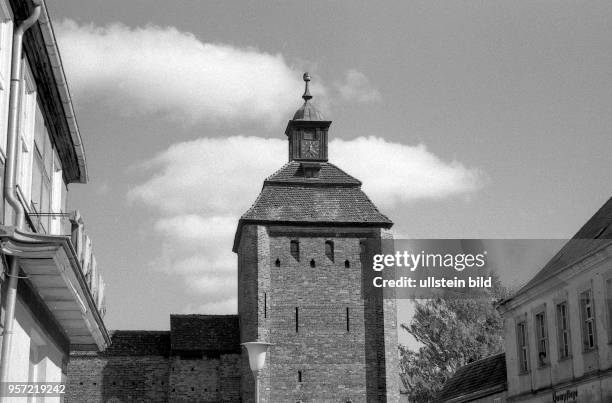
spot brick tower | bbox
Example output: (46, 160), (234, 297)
(234, 73), (399, 402)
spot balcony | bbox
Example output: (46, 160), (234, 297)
(0, 210), (110, 350)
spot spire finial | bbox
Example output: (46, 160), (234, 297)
(302, 72), (312, 101)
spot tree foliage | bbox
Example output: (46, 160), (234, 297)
(399, 277), (509, 402)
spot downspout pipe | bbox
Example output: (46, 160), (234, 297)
(0, 4), (42, 392)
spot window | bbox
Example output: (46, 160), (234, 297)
(606, 278), (612, 342)
(304, 167), (319, 178)
(344, 260), (350, 268)
(517, 321), (529, 373)
(346, 307), (350, 332)
(30, 104), (54, 233)
(264, 292), (267, 319)
(17, 61), (36, 203)
(295, 307), (299, 333)
(580, 289), (597, 350)
(297, 370), (302, 382)
(556, 302), (571, 359)
(535, 312), (548, 366)
(309, 259), (315, 268)
(290, 240), (299, 261)
(325, 240), (334, 262)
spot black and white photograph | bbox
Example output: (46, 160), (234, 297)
(0, 1), (611, 402)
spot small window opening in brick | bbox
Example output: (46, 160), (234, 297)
(79, 382), (83, 385)
(344, 260), (350, 268)
(216, 389), (219, 392)
(264, 292), (267, 318)
(310, 259), (315, 268)
(191, 387), (195, 391)
(295, 307), (299, 332)
(325, 240), (334, 261)
(161, 381), (164, 385)
(290, 240), (300, 261)
(93, 382), (97, 386)
(172, 388), (176, 392)
(346, 307), (350, 332)
(191, 367), (195, 371)
(131, 382), (135, 386)
(275, 258), (280, 267)
(298, 370), (302, 382)
(112, 382), (116, 386)
(205, 388), (208, 392)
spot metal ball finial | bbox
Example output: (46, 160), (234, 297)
(302, 72), (312, 101)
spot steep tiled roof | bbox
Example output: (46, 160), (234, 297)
(170, 314), (240, 353)
(266, 161), (361, 186)
(514, 196), (612, 294)
(101, 331), (171, 356)
(438, 353), (507, 402)
(234, 159), (392, 251)
(241, 185), (391, 225)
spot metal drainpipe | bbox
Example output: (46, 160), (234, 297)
(0, 3), (42, 392)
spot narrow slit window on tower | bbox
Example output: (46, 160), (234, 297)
(344, 260), (350, 268)
(295, 307), (299, 332)
(264, 292), (267, 318)
(298, 370), (302, 382)
(346, 307), (350, 332)
(310, 259), (315, 268)
(275, 258), (280, 267)
(290, 240), (300, 261)
(325, 240), (334, 261)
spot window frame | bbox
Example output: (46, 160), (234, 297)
(603, 271), (612, 344)
(534, 310), (549, 367)
(579, 288), (597, 352)
(516, 320), (530, 374)
(556, 301), (572, 360)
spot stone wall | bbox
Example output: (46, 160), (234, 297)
(237, 225), (399, 403)
(67, 322), (241, 403)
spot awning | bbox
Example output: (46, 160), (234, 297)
(0, 227), (110, 350)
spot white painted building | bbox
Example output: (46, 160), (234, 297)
(499, 197), (612, 402)
(0, 0), (109, 401)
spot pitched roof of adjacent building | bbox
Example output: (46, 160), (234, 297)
(438, 353), (507, 402)
(170, 314), (240, 354)
(506, 196), (612, 299)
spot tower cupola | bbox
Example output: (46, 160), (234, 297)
(285, 73), (331, 162)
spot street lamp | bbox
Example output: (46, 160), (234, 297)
(242, 341), (273, 403)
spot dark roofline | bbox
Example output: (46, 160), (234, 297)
(500, 195), (612, 307)
(438, 353), (507, 403)
(232, 219), (393, 252)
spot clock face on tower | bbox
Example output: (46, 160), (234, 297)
(301, 140), (320, 159)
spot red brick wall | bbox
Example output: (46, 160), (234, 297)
(237, 225), (399, 402)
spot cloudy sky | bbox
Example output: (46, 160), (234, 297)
(47, 1), (612, 346)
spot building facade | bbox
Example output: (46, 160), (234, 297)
(0, 0), (108, 398)
(498, 197), (612, 402)
(66, 75), (400, 402)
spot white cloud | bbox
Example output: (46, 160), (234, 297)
(336, 69), (382, 103)
(130, 136), (484, 313)
(55, 20), (321, 126)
